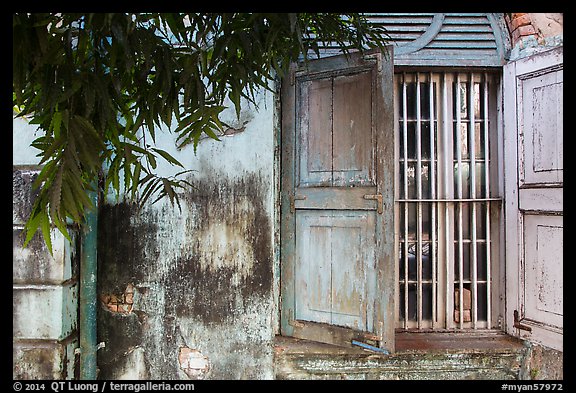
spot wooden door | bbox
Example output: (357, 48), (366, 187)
(280, 49), (395, 352)
(504, 47), (563, 351)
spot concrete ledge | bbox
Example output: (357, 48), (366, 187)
(274, 333), (526, 380)
(13, 228), (77, 284)
(13, 336), (78, 380)
(13, 282), (78, 340)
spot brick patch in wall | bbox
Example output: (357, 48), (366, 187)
(506, 13), (540, 45)
(517, 24), (537, 36)
(511, 14), (531, 30)
(178, 347), (211, 379)
(99, 283), (135, 314)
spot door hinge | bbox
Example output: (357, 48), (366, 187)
(513, 309), (532, 332)
(364, 194), (383, 214)
(289, 319), (305, 328)
(290, 194), (306, 213)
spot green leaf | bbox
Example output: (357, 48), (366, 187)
(61, 180), (82, 223)
(139, 178), (163, 208)
(67, 171), (94, 211)
(161, 177), (174, 205)
(203, 125), (221, 142)
(49, 163), (64, 223)
(147, 151), (157, 169)
(51, 110), (62, 139)
(38, 138), (64, 166)
(23, 209), (44, 249)
(14, 12), (392, 252)
(39, 212), (53, 255)
(151, 148), (184, 168)
(131, 161), (142, 199)
(123, 141), (149, 155)
(123, 157), (132, 194)
(33, 159), (57, 190)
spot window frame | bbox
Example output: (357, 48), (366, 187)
(393, 68), (506, 331)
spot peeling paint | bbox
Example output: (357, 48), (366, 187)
(13, 168), (40, 225)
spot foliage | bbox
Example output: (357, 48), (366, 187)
(13, 13), (389, 253)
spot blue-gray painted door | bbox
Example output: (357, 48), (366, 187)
(281, 49), (395, 351)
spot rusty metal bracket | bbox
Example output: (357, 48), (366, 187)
(288, 319), (305, 328)
(364, 193), (383, 214)
(513, 310), (532, 332)
(290, 194), (306, 213)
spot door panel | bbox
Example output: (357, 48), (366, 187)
(281, 48), (395, 351)
(332, 72), (374, 186)
(295, 211), (376, 331)
(297, 71), (374, 188)
(504, 46), (563, 351)
(519, 68), (563, 186)
(299, 78), (333, 187)
(523, 215), (563, 329)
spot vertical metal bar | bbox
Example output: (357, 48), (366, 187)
(402, 73), (409, 328)
(80, 184), (98, 380)
(469, 73), (478, 329)
(442, 72), (451, 329)
(455, 73), (464, 329)
(416, 72), (423, 329)
(483, 72), (492, 328)
(429, 72), (437, 328)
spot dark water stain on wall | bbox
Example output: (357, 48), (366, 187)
(170, 173), (273, 323)
(97, 172), (273, 378)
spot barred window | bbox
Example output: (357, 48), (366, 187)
(395, 71), (502, 330)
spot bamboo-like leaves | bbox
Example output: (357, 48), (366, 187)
(13, 13), (390, 253)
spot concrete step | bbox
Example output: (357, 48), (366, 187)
(274, 333), (527, 380)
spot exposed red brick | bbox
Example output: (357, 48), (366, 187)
(505, 13), (536, 45)
(518, 24), (537, 37)
(178, 347), (210, 379)
(100, 283), (136, 314)
(512, 14), (532, 31)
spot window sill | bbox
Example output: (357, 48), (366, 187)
(274, 332), (526, 379)
(275, 330), (524, 356)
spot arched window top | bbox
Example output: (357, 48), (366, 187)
(366, 13), (511, 67)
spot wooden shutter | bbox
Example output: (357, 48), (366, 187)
(503, 47), (563, 351)
(280, 49), (395, 352)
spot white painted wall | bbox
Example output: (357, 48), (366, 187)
(13, 116), (42, 166)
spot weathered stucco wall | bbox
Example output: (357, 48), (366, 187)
(520, 342), (563, 380)
(96, 87), (278, 379)
(13, 118), (79, 379)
